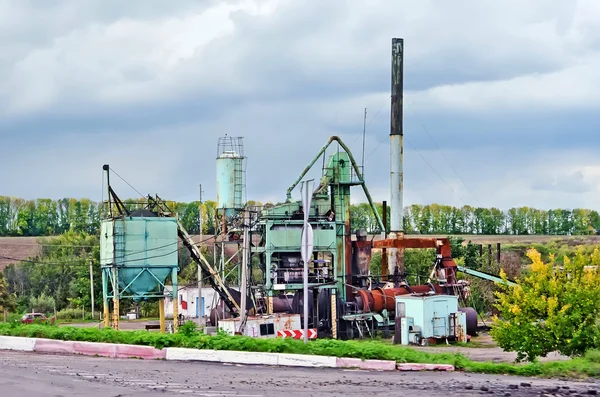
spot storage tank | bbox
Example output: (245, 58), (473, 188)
(100, 214), (178, 298)
(216, 150), (244, 215)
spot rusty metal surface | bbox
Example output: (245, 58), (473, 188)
(272, 295), (294, 313)
(357, 284), (444, 313)
(390, 38), (404, 138)
(351, 239), (372, 278)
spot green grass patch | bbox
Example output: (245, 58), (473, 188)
(1, 322), (599, 379)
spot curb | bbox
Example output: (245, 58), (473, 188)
(397, 363), (455, 371)
(0, 335), (454, 372)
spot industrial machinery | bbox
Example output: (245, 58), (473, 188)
(100, 37), (514, 341)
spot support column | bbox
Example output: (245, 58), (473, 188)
(267, 293), (273, 315)
(159, 299), (165, 333)
(330, 289), (337, 339)
(172, 267), (179, 333)
(111, 266), (119, 330)
(102, 268), (110, 328)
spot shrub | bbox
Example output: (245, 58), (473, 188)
(29, 293), (55, 315)
(492, 247), (600, 362)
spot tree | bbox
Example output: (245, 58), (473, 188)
(0, 272), (16, 312)
(491, 247), (600, 362)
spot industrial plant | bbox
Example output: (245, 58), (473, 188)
(99, 38), (512, 344)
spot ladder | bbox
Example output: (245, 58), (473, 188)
(233, 158), (244, 207)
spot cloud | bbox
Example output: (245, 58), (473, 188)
(532, 170), (594, 194)
(1, 0), (600, 212)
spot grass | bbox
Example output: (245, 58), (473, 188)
(2, 322), (600, 379)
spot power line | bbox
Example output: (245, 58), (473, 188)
(1, 234), (218, 267)
(418, 122), (483, 207)
(404, 137), (468, 206)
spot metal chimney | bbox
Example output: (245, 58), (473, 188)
(388, 38), (405, 277)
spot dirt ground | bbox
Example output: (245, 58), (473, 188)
(2, 350), (598, 397)
(415, 333), (569, 363)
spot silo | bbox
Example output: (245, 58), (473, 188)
(100, 210), (179, 330)
(216, 136), (245, 217)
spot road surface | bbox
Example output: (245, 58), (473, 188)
(1, 350), (598, 396)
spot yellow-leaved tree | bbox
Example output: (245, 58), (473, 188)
(491, 247), (600, 362)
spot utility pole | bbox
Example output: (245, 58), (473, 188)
(361, 107), (367, 173)
(198, 184), (203, 318)
(300, 180), (314, 344)
(89, 257), (95, 320)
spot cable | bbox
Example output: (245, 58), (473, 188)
(2, 234), (218, 268)
(109, 167), (146, 200)
(418, 123), (483, 207)
(364, 135), (469, 206)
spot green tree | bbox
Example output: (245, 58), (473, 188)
(491, 248), (600, 362)
(0, 272), (16, 312)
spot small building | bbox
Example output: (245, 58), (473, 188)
(163, 286), (226, 319)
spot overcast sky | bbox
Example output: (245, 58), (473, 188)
(1, 0), (599, 210)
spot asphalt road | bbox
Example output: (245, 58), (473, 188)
(1, 351), (599, 397)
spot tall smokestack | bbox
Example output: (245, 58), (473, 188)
(388, 37), (405, 278)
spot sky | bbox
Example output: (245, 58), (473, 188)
(1, 0), (599, 211)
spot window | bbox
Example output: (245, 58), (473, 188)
(396, 302), (406, 317)
(259, 323), (275, 336)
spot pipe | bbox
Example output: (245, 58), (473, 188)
(382, 201), (387, 281)
(285, 136), (385, 232)
(388, 37), (405, 276)
(353, 283), (445, 313)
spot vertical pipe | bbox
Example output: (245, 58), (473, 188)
(103, 165), (112, 218)
(159, 299), (165, 333)
(382, 201), (388, 281)
(172, 267), (179, 333)
(388, 37), (405, 277)
(488, 244), (492, 267)
(198, 185), (203, 318)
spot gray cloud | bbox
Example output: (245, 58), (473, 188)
(1, 0), (600, 212)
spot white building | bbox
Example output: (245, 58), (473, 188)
(163, 286), (231, 319)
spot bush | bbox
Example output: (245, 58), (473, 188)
(56, 308), (99, 321)
(29, 293), (55, 315)
(492, 247), (600, 362)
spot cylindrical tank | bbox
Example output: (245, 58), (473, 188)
(353, 284), (444, 313)
(216, 150), (244, 213)
(458, 307), (478, 336)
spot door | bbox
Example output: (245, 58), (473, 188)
(196, 297), (205, 317)
(432, 300), (448, 337)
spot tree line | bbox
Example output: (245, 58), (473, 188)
(1, 196), (599, 237)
